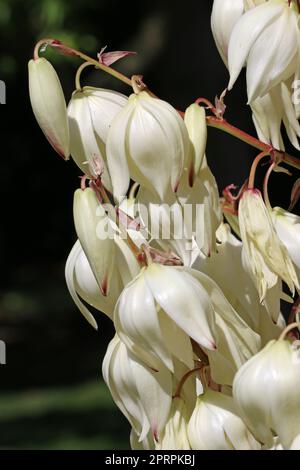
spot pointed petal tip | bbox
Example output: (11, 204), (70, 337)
(101, 277), (109, 296)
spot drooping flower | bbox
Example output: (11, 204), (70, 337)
(188, 390), (260, 450)
(228, 0), (300, 102)
(238, 189), (299, 301)
(251, 81), (300, 150)
(211, 0), (245, 65)
(190, 268), (261, 386)
(114, 263), (208, 372)
(272, 206), (300, 273)
(233, 337), (300, 449)
(156, 397), (191, 450)
(102, 335), (172, 443)
(68, 87), (127, 187)
(73, 187), (116, 296)
(28, 57), (70, 159)
(65, 233), (141, 328)
(106, 91), (190, 202)
(194, 223), (286, 341)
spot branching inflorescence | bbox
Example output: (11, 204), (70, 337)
(28, 0), (300, 450)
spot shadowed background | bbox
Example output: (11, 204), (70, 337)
(0, 0), (297, 449)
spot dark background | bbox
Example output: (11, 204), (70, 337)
(0, 0), (297, 449)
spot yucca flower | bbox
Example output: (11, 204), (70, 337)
(73, 187), (116, 296)
(211, 0), (245, 65)
(156, 397), (191, 450)
(68, 87), (127, 187)
(233, 338), (300, 449)
(238, 189), (299, 301)
(28, 57), (70, 159)
(106, 91), (190, 202)
(251, 81), (300, 150)
(103, 335), (172, 443)
(188, 390), (260, 450)
(114, 263), (209, 372)
(228, 0), (300, 102)
(272, 206), (300, 272)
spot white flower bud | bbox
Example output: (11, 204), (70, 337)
(106, 91), (190, 202)
(68, 87), (127, 187)
(233, 338), (300, 449)
(184, 103), (207, 176)
(188, 390), (260, 450)
(28, 58), (69, 159)
(73, 187), (115, 296)
(238, 189), (299, 301)
(211, 0), (244, 65)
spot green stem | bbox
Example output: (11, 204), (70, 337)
(248, 151), (270, 190)
(75, 62), (93, 90)
(263, 162), (275, 211)
(34, 38), (132, 87)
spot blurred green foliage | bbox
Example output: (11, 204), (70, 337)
(0, 380), (130, 449)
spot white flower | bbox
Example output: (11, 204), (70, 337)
(194, 223), (285, 341)
(106, 91), (190, 202)
(73, 187), (116, 296)
(102, 335), (172, 442)
(156, 397), (191, 450)
(65, 234), (140, 328)
(68, 87), (127, 187)
(177, 161), (222, 257)
(114, 264), (206, 372)
(238, 189), (299, 301)
(190, 268), (261, 386)
(188, 390), (260, 450)
(272, 206), (300, 272)
(233, 338), (300, 449)
(184, 103), (207, 176)
(228, 0), (300, 102)
(211, 0), (245, 65)
(251, 81), (300, 150)
(28, 58), (69, 159)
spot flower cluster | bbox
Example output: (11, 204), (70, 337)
(28, 0), (300, 450)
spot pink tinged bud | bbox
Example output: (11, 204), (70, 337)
(73, 188), (115, 296)
(28, 58), (70, 159)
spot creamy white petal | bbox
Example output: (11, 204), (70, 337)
(211, 0), (245, 65)
(228, 2), (283, 90)
(73, 188), (116, 295)
(28, 58), (69, 159)
(114, 271), (174, 371)
(65, 240), (98, 329)
(144, 264), (217, 350)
